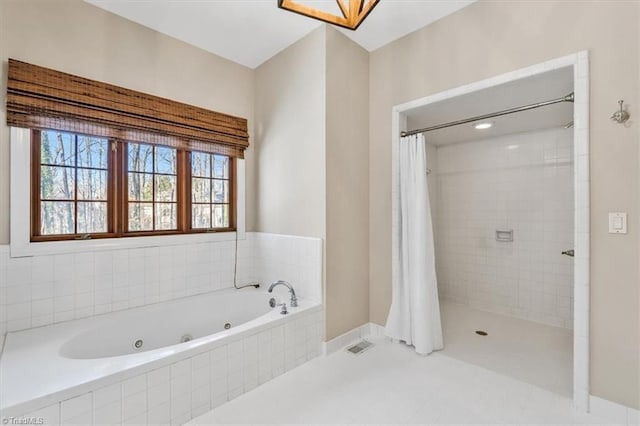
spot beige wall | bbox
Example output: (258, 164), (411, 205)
(254, 28), (326, 239)
(369, 0), (640, 409)
(254, 27), (371, 340)
(325, 28), (370, 340)
(0, 0), (256, 241)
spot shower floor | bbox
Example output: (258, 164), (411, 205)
(440, 299), (573, 397)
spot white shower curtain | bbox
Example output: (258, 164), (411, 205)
(385, 133), (443, 355)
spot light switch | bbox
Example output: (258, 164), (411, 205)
(613, 217), (623, 229)
(608, 212), (627, 234)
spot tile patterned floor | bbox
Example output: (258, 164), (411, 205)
(189, 336), (617, 425)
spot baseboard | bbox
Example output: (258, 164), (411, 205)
(589, 395), (639, 425)
(323, 322), (387, 355)
(368, 322), (385, 337)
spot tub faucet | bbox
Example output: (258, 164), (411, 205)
(268, 280), (298, 307)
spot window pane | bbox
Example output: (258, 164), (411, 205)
(128, 173), (153, 201)
(128, 143), (153, 173)
(155, 175), (177, 202)
(192, 204), (211, 229)
(155, 146), (177, 174)
(41, 166), (75, 200)
(192, 178), (211, 203)
(128, 203), (153, 231)
(41, 201), (75, 235)
(77, 136), (108, 169)
(213, 204), (229, 228)
(77, 202), (107, 233)
(213, 180), (229, 203)
(40, 131), (75, 166)
(155, 203), (177, 230)
(191, 152), (211, 177)
(77, 169), (108, 200)
(213, 155), (229, 179)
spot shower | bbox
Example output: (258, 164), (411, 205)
(392, 65), (581, 399)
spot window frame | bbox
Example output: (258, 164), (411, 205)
(186, 151), (236, 234)
(118, 141), (185, 237)
(29, 129), (237, 243)
(30, 129), (117, 242)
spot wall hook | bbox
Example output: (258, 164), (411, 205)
(611, 100), (630, 124)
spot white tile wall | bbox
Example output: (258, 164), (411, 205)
(252, 233), (323, 303)
(434, 128), (575, 329)
(0, 232), (323, 353)
(12, 309), (322, 426)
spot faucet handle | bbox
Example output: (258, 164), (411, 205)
(278, 303), (288, 315)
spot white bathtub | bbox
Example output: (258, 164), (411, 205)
(0, 287), (322, 423)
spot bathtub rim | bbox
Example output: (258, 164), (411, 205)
(0, 292), (322, 417)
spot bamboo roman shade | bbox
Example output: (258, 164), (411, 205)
(6, 59), (249, 158)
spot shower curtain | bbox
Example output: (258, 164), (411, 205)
(385, 133), (443, 355)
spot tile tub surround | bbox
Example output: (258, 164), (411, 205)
(0, 232), (323, 346)
(252, 233), (323, 304)
(1, 306), (323, 425)
(434, 127), (575, 329)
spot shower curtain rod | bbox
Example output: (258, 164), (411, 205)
(400, 92), (574, 138)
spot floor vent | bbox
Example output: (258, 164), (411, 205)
(346, 340), (374, 355)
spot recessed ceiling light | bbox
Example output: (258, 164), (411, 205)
(473, 122), (493, 130)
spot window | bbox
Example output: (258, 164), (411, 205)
(31, 130), (235, 241)
(11, 59), (246, 247)
(190, 152), (232, 229)
(127, 143), (178, 232)
(33, 130), (113, 240)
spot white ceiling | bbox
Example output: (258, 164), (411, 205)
(405, 67), (575, 146)
(85, 0), (475, 69)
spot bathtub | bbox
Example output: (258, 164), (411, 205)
(0, 287), (323, 424)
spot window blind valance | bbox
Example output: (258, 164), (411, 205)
(6, 59), (249, 158)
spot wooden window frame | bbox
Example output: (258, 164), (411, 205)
(186, 151), (236, 234)
(119, 142), (183, 236)
(31, 129), (117, 242)
(31, 129), (236, 242)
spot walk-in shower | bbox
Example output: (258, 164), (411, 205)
(396, 65), (578, 397)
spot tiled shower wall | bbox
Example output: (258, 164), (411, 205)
(434, 127), (574, 329)
(0, 232), (322, 349)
